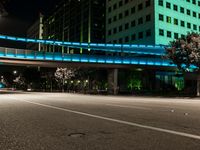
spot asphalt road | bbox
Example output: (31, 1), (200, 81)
(0, 92), (200, 150)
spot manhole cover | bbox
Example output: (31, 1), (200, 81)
(68, 133), (85, 138)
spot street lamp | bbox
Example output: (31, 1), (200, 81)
(13, 70), (17, 75)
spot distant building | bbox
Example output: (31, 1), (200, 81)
(106, 0), (200, 45)
(43, 0), (106, 54)
(27, 13), (44, 51)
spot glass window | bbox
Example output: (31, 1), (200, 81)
(193, 11), (197, 17)
(192, 0), (196, 4)
(173, 5), (178, 11)
(131, 34), (136, 41)
(119, 25), (123, 32)
(146, 14), (151, 22)
(131, 20), (136, 27)
(131, 7), (136, 14)
(159, 14), (164, 21)
(174, 33), (179, 39)
(119, 13), (123, 19)
(159, 0), (163, 6)
(146, 0), (151, 7)
(187, 23), (191, 29)
(193, 24), (197, 30)
(138, 32), (143, 39)
(125, 23), (129, 29)
(125, 10), (129, 17)
(174, 18), (178, 25)
(167, 31), (172, 38)
(125, 0), (129, 4)
(138, 3), (143, 11)
(159, 29), (164, 36)
(166, 2), (171, 9)
(181, 21), (185, 27)
(180, 7), (184, 13)
(119, 0), (123, 7)
(113, 3), (117, 10)
(146, 29), (151, 37)
(125, 36), (129, 42)
(138, 17), (143, 24)
(166, 16), (171, 23)
(113, 28), (117, 34)
(187, 9), (191, 15)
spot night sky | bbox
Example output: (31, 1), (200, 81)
(0, 0), (60, 48)
(0, 0), (60, 36)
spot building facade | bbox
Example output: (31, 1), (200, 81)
(43, 0), (106, 54)
(27, 13), (44, 51)
(106, 0), (200, 45)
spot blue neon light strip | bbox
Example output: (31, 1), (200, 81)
(0, 47), (177, 68)
(0, 34), (166, 56)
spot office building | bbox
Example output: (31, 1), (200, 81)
(106, 0), (200, 45)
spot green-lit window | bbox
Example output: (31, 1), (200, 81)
(173, 5), (178, 11)
(180, 7), (184, 13)
(187, 23), (191, 29)
(113, 16), (117, 21)
(193, 11), (197, 17)
(199, 13), (200, 19)
(174, 18), (178, 25)
(166, 16), (171, 23)
(167, 31), (172, 38)
(198, 1), (200, 6)
(181, 20), (185, 27)
(159, 14), (164, 21)
(174, 33), (179, 39)
(108, 7), (111, 12)
(187, 0), (190, 2)
(166, 2), (171, 9)
(193, 24), (197, 30)
(159, 29), (164, 36)
(159, 0), (163, 6)
(187, 9), (191, 15)
(181, 34), (185, 38)
(131, 20), (136, 27)
(192, 0), (196, 4)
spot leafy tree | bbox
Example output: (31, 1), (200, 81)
(165, 33), (200, 71)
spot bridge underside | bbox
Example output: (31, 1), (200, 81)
(0, 57), (176, 71)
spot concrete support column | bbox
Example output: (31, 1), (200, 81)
(108, 69), (118, 95)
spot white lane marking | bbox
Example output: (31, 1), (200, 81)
(105, 104), (152, 110)
(10, 98), (200, 141)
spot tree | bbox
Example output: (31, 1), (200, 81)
(166, 33), (200, 96)
(165, 33), (200, 71)
(13, 75), (26, 90)
(54, 67), (76, 92)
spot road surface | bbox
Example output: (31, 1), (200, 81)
(0, 92), (200, 150)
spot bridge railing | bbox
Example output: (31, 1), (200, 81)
(0, 34), (166, 56)
(0, 47), (175, 67)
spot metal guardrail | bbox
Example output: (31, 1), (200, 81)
(0, 47), (174, 67)
(0, 34), (166, 56)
